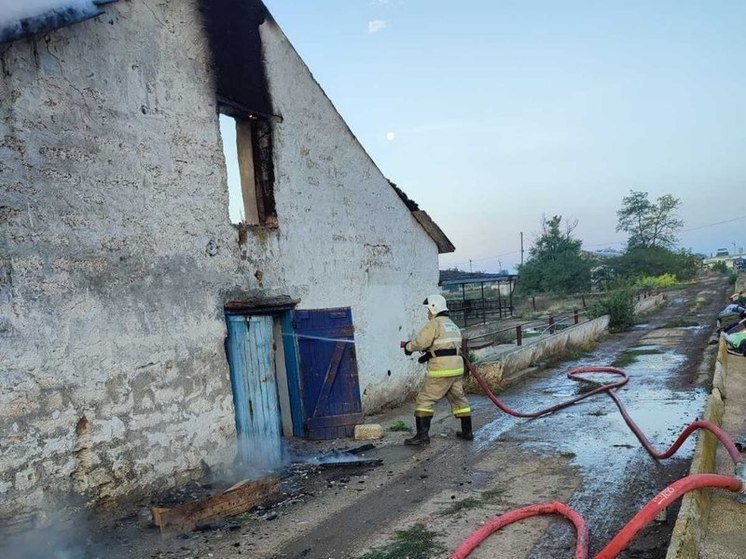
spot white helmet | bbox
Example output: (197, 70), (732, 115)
(423, 294), (448, 315)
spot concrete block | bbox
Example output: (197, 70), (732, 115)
(354, 424), (384, 441)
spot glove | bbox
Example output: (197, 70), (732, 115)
(404, 343), (412, 356)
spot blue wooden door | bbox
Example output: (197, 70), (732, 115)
(294, 308), (363, 439)
(225, 314), (282, 473)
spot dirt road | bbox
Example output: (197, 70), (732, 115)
(73, 277), (731, 559)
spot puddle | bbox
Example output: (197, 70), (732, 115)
(630, 344), (661, 352)
(369, 444), (417, 463)
(469, 338), (708, 557)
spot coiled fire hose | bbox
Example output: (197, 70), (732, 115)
(419, 348), (746, 558)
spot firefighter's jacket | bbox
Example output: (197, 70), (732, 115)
(406, 315), (464, 378)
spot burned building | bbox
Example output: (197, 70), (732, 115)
(0, 1), (453, 524)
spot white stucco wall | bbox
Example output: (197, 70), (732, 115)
(257, 18), (438, 411)
(0, 1), (439, 521)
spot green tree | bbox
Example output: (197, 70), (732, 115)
(607, 246), (700, 281)
(616, 190), (683, 249)
(517, 215), (592, 295)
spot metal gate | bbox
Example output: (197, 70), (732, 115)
(225, 314), (282, 472)
(294, 308), (363, 439)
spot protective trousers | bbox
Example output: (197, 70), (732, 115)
(414, 376), (471, 418)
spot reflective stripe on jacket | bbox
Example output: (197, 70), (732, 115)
(406, 315), (464, 377)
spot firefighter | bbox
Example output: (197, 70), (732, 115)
(403, 294), (472, 446)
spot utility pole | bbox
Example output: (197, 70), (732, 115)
(520, 232), (524, 266)
(469, 260), (473, 273)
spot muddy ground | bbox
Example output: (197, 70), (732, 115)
(7, 277), (732, 559)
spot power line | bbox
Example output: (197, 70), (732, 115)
(680, 214), (746, 233)
(447, 214), (746, 270)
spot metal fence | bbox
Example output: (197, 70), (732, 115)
(448, 298), (513, 328)
(462, 310), (588, 352)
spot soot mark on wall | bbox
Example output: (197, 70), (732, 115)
(199, 0), (272, 117)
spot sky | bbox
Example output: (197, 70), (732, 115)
(263, 0), (746, 272)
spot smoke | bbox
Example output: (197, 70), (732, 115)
(0, 1), (104, 44)
(301, 454), (374, 466)
(0, 507), (91, 559)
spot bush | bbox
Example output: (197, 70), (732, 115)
(712, 261), (729, 273)
(633, 273), (678, 291)
(728, 271), (738, 285)
(588, 289), (635, 332)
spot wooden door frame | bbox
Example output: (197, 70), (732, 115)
(224, 299), (306, 438)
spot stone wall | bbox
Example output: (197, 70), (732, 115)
(665, 338), (729, 559)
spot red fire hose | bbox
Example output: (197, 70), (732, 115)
(450, 502), (589, 559)
(450, 474), (744, 559)
(444, 357), (746, 558)
(465, 360), (743, 464)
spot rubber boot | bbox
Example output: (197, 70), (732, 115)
(456, 416), (474, 441)
(404, 416), (431, 446)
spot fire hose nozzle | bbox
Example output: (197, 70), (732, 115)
(400, 341), (407, 348)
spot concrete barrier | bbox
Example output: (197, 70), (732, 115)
(471, 292), (665, 391)
(472, 315), (610, 389)
(666, 338), (729, 559)
(635, 292), (666, 314)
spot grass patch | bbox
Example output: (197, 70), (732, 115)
(663, 318), (700, 328)
(359, 524), (445, 559)
(388, 420), (412, 433)
(688, 297), (707, 312)
(543, 345), (593, 368)
(611, 352), (637, 368)
(611, 348), (664, 368)
(481, 487), (505, 502)
(441, 496), (484, 515)
(576, 379), (608, 394)
(441, 488), (506, 516)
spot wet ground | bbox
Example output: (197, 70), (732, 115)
(268, 277), (728, 559)
(15, 277), (729, 559)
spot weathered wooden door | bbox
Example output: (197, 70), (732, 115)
(225, 314), (282, 472)
(294, 308), (363, 439)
